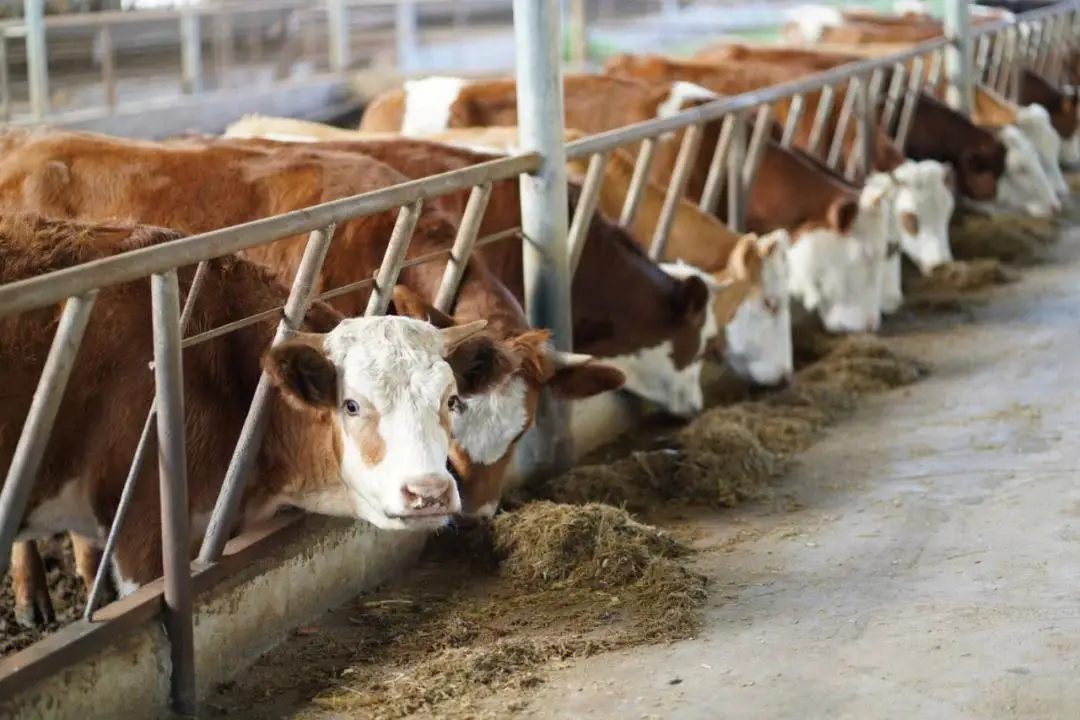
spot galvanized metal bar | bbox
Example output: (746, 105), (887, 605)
(0, 154), (540, 320)
(213, 13), (234, 88)
(567, 151), (609, 274)
(827, 79), (858, 169)
(395, 1), (419, 73)
(196, 225), (335, 565)
(511, 0), (574, 480)
(698, 113), (736, 215)
(1001, 27), (1020, 100)
(649, 126), (702, 261)
(327, 0), (350, 73)
(24, 0), (48, 120)
(0, 292), (97, 580)
(100, 25), (116, 112)
(1044, 15), (1065, 83)
(619, 138), (657, 228)
(150, 270), (196, 715)
(85, 261), (210, 618)
(849, 73), (876, 182)
(881, 62), (908, 132)
(365, 201), (423, 317)
(894, 56), (927, 151)
(975, 34), (992, 77)
(0, 33), (10, 122)
(944, 0), (973, 115)
(741, 104), (772, 191)
(781, 94), (805, 147)
(806, 84), (836, 155)
(434, 183), (493, 312)
(727, 114), (748, 233)
(180, 9), (203, 94)
(988, 29), (1007, 88)
(926, 48), (945, 95)
(568, 0), (589, 70)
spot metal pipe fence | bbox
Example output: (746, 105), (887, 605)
(1, 0), (1078, 715)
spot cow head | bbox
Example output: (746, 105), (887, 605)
(263, 314), (498, 530)
(787, 183), (890, 334)
(957, 143), (1005, 201)
(1013, 103), (1069, 198)
(389, 285), (625, 519)
(886, 160), (956, 276)
(993, 125), (1061, 218)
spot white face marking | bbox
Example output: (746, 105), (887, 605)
(886, 162), (955, 274)
(401, 76), (468, 136)
(18, 479), (100, 543)
(994, 125), (1061, 218)
(656, 82), (719, 141)
(1013, 105), (1068, 197)
(452, 376), (530, 466)
(316, 316), (461, 530)
(1060, 132), (1080, 166)
(787, 189), (889, 334)
(879, 250), (904, 316)
(728, 237), (795, 386)
(607, 261), (719, 418)
(784, 4), (842, 43)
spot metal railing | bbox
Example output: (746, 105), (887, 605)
(1, 0), (1078, 716)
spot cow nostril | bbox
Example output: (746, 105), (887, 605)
(402, 476), (455, 511)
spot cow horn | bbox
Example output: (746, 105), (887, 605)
(550, 350), (595, 368)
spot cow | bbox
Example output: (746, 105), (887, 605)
(0, 127), (628, 535)
(1, 211), (515, 622)
(222, 118), (797, 387)
(359, 74), (893, 334)
(673, 48), (1060, 216)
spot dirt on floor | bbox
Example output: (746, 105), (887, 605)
(0, 535), (86, 656)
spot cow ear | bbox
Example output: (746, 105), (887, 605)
(389, 284), (457, 329)
(728, 235), (764, 280)
(672, 274), (711, 319)
(264, 340), (338, 411)
(549, 361), (626, 399)
(446, 334), (517, 396)
(827, 198), (859, 235)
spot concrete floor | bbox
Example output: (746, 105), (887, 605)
(483, 232), (1080, 719)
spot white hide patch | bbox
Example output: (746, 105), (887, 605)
(451, 376), (530, 466)
(655, 82), (719, 141)
(110, 562), (141, 599)
(1061, 131), (1080, 166)
(892, 0), (929, 13)
(784, 4), (842, 43)
(887, 161), (955, 273)
(603, 260), (720, 418)
(321, 316), (461, 530)
(1013, 104), (1068, 197)
(19, 479), (100, 543)
(994, 125), (1061, 218)
(402, 76), (468, 136)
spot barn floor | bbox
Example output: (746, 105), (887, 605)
(472, 228), (1080, 719)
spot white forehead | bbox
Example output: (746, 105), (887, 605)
(657, 81), (719, 119)
(323, 316), (454, 404)
(660, 258), (724, 291)
(402, 75), (468, 136)
(1000, 125), (1040, 158)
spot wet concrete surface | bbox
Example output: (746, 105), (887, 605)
(484, 231), (1080, 719)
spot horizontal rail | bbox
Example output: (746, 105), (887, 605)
(0, 152), (539, 319)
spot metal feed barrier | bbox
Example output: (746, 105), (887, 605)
(0, 0), (1078, 715)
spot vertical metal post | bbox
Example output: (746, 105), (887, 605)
(435, 183), (493, 312)
(727, 114), (748, 232)
(511, 0), (573, 479)
(365, 201), (422, 317)
(944, 0), (973, 116)
(24, 0), (48, 120)
(100, 25), (116, 112)
(568, 0), (588, 70)
(180, 9), (203, 94)
(0, 292), (96, 580)
(853, 73), (875, 182)
(0, 33), (10, 122)
(197, 225), (335, 564)
(150, 271), (196, 715)
(327, 0), (350, 73)
(395, 1), (419, 73)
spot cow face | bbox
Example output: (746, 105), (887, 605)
(721, 232), (795, 386)
(888, 160), (956, 274)
(388, 285), (624, 520)
(994, 125), (1061, 218)
(264, 315), (494, 530)
(787, 185), (890, 334)
(1013, 104), (1069, 198)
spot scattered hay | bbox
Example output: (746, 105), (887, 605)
(949, 211), (1053, 263)
(906, 259), (1017, 294)
(797, 334), (930, 395)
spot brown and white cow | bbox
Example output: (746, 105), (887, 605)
(1, 212), (514, 611)
(222, 117), (797, 386)
(359, 75), (892, 334)
(0, 127), (626, 529)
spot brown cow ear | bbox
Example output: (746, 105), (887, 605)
(389, 284), (457, 329)
(827, 198), (859, 235)
(446, 335), (517, 396)
(264, 340), (338, 411)
(729, 235), (764, 280)
(672, 274), (711, 319)
(549, 361), (626, 399)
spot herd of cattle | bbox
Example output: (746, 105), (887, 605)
(2, 4), (1077, 639)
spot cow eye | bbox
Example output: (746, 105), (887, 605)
(448, 394), (465, 414)
(343, 399), (360, 416)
